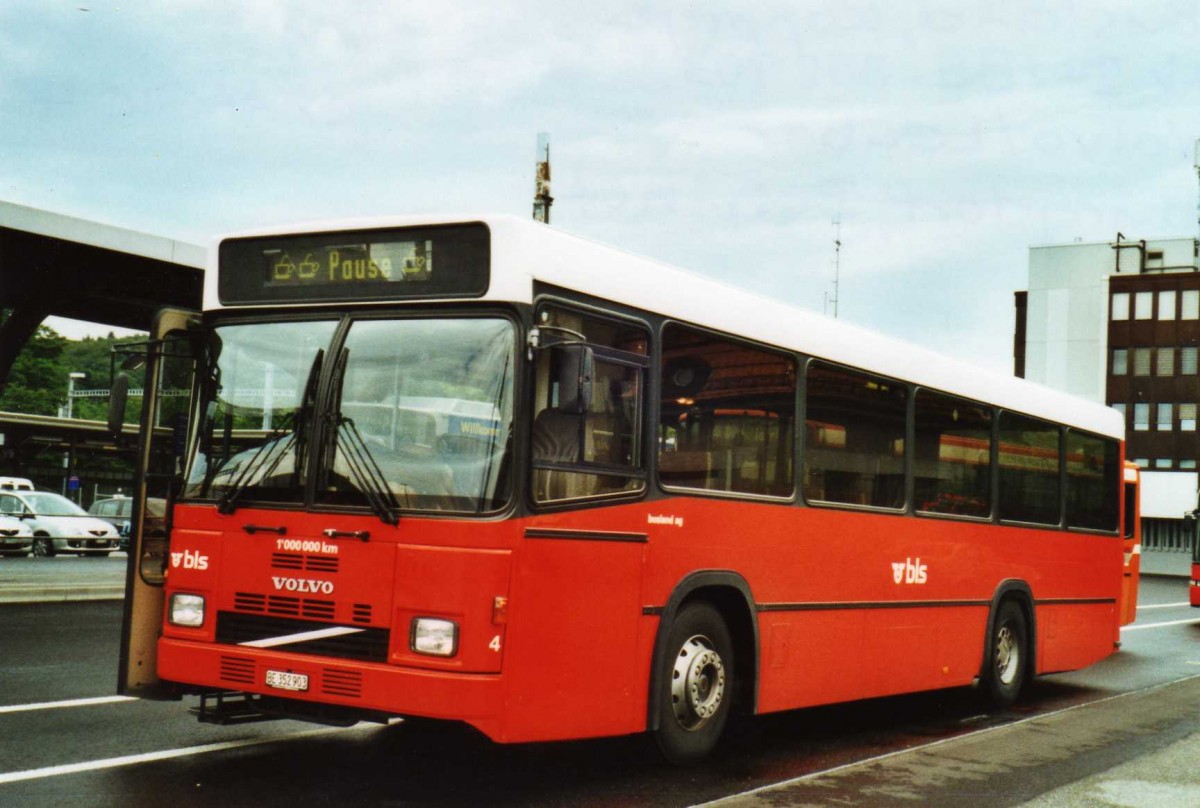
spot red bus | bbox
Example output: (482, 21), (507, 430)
(115, 215), (1131, 762)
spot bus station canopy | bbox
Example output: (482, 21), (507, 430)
(0, 200), (205, 388)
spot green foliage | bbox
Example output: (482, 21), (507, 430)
(0, 323), (146, 419)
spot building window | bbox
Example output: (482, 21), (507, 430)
(1180, 403), (1197, 431)
(1182, 290), (1200, 320)
(1112, 292), (1130, 321)
(1182, 347), (1198, 375)
(1158, 290), (1177, 320)
(1132, 348), (1152, 376)
(1133, 458), (1149, 468)
(1133, 403), (1150, 431)
(1135, 291), (1153, 319)
(1181, 459), (1197, 470)
(1157, 348), (1175, 377)
(1157, 403), (1173, 430)
(1112, 349), (1128, 376)
(1155, 458), (1173, 469)
(1112, 403), (1127, 420)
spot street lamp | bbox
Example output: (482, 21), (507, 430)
(65, 372), (87, 419)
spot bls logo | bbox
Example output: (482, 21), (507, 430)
(891, 557), (927, 585)
(170, 549), (209, 570)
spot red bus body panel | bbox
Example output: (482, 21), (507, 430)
(157, 496), (1123, 743)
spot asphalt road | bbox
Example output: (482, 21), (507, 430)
(0, 569), (1196, 806)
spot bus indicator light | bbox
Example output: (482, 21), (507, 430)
(492, 596), (509, 625)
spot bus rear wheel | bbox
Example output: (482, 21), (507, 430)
(654, 601), (733, 764)
(984, 600), (1027, 708)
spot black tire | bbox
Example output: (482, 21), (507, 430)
(654, 601), (734, 764)
(983, 600), (1028, 708)
(32, 536), (56, 558)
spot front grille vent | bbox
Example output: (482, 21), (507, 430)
(217, 612), (389, 663)
(271, 552), (340, 574)
(235, 592), (336, 621)
(219, 655), (256, 685)
(322, 668), (363, 699)
(352, 603), (373, 624)
(271, 552), (304, 570)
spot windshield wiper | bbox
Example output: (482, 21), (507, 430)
(325, 347), (399, 526)
(216, 349), (324, 515)
(336, 416), (401, 526)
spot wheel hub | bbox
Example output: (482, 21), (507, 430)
(995, 624), (1018, 685)
(670, 634), (726, 730)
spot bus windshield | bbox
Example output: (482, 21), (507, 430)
(183, 316), (515, 514)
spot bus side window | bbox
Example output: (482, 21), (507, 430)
(658, 324), (795, 498)
(531, 306), (647, 503)
(913, 390), (992, 518)
(998, 412), (1062, 526)
(803, 361), (906, 509)
(1065, 430), (1120, 532)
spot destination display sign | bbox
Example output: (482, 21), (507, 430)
(218, 223), (489, 305)
(265, 239), (432, 288)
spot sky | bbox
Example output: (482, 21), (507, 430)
(5, 1), (1200, 369)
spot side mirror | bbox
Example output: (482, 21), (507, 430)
(108, 372), (131, 437)
(555, 343), (594, 414)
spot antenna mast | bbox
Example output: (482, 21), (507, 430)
(532, 132), (553, 224)
(1194, 139), (1200, 245)
(829, 216), (841, 318)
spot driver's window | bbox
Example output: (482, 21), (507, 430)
(0, 495), (19, 515)
(532, 306), (648, 503)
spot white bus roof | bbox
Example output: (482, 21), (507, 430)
(209, 214), (1124, 440)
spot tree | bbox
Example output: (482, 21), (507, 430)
(0, 324), (68, 415)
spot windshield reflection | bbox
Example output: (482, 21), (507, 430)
(183, 317), (515, 514)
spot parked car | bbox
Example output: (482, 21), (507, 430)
(0, 490), (120, 557)
(88, 495), (134, 535)
(0, 477), (34, 492)
(90, 496), (167, 553)
(0, 514), (34, 557)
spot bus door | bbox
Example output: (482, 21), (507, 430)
(112, 308), (200, 698)
(1119, 462), (1141, 625)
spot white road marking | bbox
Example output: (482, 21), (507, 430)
(1121, 617), (1200, 632)
(0, 725), (366, 785)
(1137, 602), (1190, 610)
(0, 696), (134, 715)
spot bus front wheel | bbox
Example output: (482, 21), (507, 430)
(984, 600), (1028, 708)
(654, 601), (734, 764)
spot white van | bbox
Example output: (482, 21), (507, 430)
(0, 477), (34, 491)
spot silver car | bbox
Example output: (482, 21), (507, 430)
(0, 514), (33, 557)
(0, 491), (120, 557)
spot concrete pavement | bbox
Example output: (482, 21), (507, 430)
(0, 554), (126, 604)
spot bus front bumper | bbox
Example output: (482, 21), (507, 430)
(158, 638), (503, 735)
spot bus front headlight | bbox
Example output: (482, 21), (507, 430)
(169, 593), (205, 627)
(411, 617), (458, 657)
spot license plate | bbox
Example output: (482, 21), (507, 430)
(265, 670), (309, 692)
